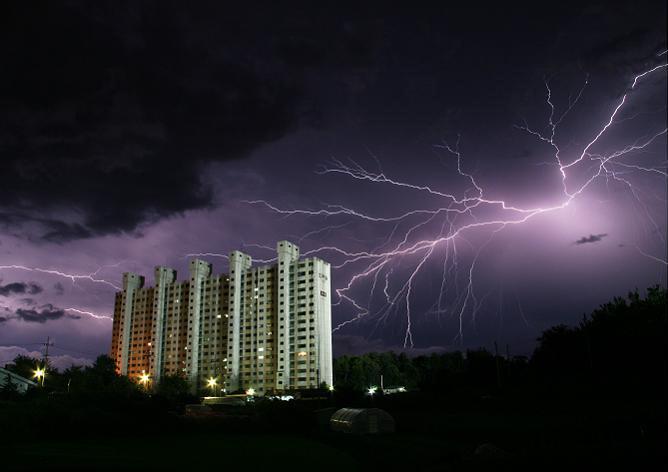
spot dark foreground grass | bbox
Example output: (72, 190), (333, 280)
(5, 412), (666, 472)
(3, 387), (665, 471)
(9, 434), (363, 471)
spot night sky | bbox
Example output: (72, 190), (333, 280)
(1, 1), (666, 368)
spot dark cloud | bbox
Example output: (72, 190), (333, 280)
(15, 304), (66, 323)
(0, 302), (82, 324)
(0, 317), (7, 323)
(580, 26), (665, 70)
(575, 233), (608, 245)
(0, 212), (93, 242)
(1, 2), (333, 241)
(1, 1), (664, 246)
(40, 222), (94, 244)
(53, 283), (65, 296)
(0, 281), (43, 296)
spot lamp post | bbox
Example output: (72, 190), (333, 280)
(206, 377), (218, 396)
(139, 370), (150, 390)
(33, 367), (46, 387)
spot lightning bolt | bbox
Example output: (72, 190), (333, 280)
(0, 265), (121, 290)
(184, 252), (229, 259)
(64, 307), (113, 321)
(0, 266), (119, 324)
(243, 55), (667, 348)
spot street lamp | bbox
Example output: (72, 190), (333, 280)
(139, 370), (150, 389)
(367, 386), (377, 396)
(246, 387), (255, 396)
(207, 377), (218, 395)
(33, 367), (45, 387)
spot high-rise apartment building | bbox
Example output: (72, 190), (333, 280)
(110, 241), (333, 395)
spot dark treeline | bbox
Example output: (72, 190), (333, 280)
(334, 286), (667, 406)
(1, 354), (194, 405)
(3, 285), (665, 405)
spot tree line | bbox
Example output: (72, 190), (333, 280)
(333, 286), (667, 405)
(1, 353), (193, 403)
(2, 285), (665, 406)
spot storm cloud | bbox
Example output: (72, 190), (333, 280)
(0, 281), (43, 297)
(0, 2), (325, 241)
(2, 1), (665, 245)
(0, 1), (664, 359)
(575, 233), (608, 245)
(14, 304), (67, 323)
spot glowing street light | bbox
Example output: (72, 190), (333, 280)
(246, 387), (255, 396)
(207, 377), (218, 394)
(328, 384), (335, 392)
(139, 370), (150, 388)
(33, 367), (45, 386)
(367, 386), (378, 396)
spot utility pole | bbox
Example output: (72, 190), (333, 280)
(42, 336), (53, 364)
(40, 336), (53, 387)
(506, 344), (511, 382)
(583, 314), (594, 371)
(494, 341), (501, 389)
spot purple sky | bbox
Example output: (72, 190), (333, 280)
(1, 2), (666, 367)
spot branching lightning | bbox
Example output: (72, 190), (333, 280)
(0, 264), (121, 290)
(0, 264), (122, 324)
(64, 307), (113, 321)
(3, 56), (662, 348)
(244, 56), (668, 347)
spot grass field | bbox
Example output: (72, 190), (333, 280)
(5, 405), (666, 471)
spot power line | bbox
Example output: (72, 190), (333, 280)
(49, 344), (101, 358)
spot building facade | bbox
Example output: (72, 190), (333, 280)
(110, 241), (333, 395)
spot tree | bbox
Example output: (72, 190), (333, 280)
(155, 374), (191, 399)
(65, 355), (139, 396)
(4, 355), (41, 380)
(531, 286), (667, 405)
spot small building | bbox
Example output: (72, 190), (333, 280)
(330, 408), (395, 434)
(0, 367), (38, 394)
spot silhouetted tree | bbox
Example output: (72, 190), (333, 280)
(61, 355), (139, 396)
(531, 286), (667, 408)
(156, 373), (191, 398)
(333, 286), (666, 408)
(4, 355), (42, 380)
